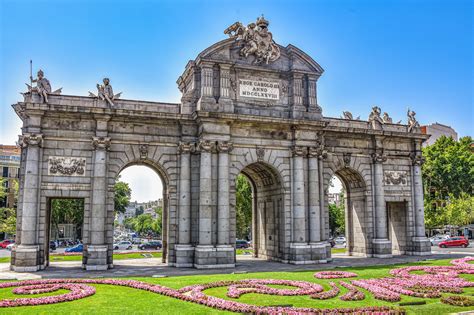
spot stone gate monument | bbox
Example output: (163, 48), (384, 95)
(11, 17), (431, 271)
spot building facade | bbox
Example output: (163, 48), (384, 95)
(11, 17), (431, 272)
(421, 123), (458, 147)
(0, 145), (20, 209)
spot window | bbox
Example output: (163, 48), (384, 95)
(2, 167), (8, 178)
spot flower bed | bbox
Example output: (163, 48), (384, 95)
(0, 257), (473, 313)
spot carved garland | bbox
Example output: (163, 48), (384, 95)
(48, 157), (86, 176)
(384, 171), (408, 186)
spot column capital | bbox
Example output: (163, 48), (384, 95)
(198, 140), (215, 153)
(308, 146), (319, 158)
(217, 141), (233, 153)
(18, 133), (43, 148)
(410, 152), (425, 166)
(178, 141), (195, 154)
(372, 152), (387, 164)
(92, 136), (111, 150)
(291, 146), (307, 157)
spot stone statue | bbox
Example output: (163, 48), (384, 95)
(89, 78), (122, 107)
(407, 109), (420, 132)
(29, 70), (51, 103)
(342, 111), (353, 120)
(382, 112), (393, 123)
(224, 15), (280, 65)
(368, 106), (384, 129)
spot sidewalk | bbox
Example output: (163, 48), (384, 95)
(0, 253), (468, 280)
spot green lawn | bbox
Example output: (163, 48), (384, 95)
(0, 258), (473, 314)
(0, 252), (162, 263)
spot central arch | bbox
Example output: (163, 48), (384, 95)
(231, 161), (286, 262)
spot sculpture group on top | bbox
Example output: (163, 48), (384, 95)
(88, 78), (122, 107)
(26, 69), (62, 103)
(224, 15), (281, 65)
(341, 106), (419, 132)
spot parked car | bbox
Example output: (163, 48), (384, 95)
(430, 235), (449, 246)
(236, 240), (250, 249)
(114, 241), (133, 250)
(49, 241), (57, 251)
(65, 244), (83, 253)
(138, 241), (162, 250)
(335, 236), (346, 244)
(6, 243), (15, 251)
(0, 239), (14, 249)
(439, 237), (469, 248)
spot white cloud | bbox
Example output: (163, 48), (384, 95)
(119, 165), (163, 202)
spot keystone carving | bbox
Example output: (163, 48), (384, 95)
(18, 133), (43, 148)
(384, 171), (408, 186)
(343, 153), (352, 167)
(92, 136), (111, 150)
(139, 144), (148, 159)
(256, 146), (265, 161)
(48, 156), (86, 176)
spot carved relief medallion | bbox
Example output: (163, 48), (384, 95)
(384, 171), (408, 186)
(48, 156), (86, 176)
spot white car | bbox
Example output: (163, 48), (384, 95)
(113, 241), (132, 250)
(335, 236), (346, 244)
(430, 235), (450, 246)
(6, 243), (15, 251)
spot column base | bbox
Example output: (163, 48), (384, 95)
(84, 245), (109, 271)
(175, 244), (195, 268)
(194, 245), (235, 269)
(289, 242), (329, 264)
(372, 239), (392, 258)
(408, 237), (431, 256)
(11, 245), (42, 272)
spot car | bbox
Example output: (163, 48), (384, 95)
(65, 244), (83, 253)
(49, 241), (57, 251)
(6, 243), (15, 251)
(335, 236), (346, 244)
(438, 237), (469, 248)
(0, 239), (14, 249)
(236, 240), (250, 249)
(114, 241), (132, 250)
(430, 235), (449, 246)
(138, 241), (162, 250)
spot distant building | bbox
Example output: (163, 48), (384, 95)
(328, 193), (342, 206)
(0, 145), (20, 208)
(421, 123), (458, 147)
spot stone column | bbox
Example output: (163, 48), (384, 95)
(292, 146), (306, 243)
(372, 152), (392, 257)
(13, 133), (43, 272)
(217, 141), (233, 245)
(198, 140), (213, 245)
(87, 136), (110, 270)
(218, 65), (234, 113)
(307, 147), (320, 243)
(197, 63), (215, 111)
(317, 148), (327, 241)
(410, 151), (431, 255)
(178, 142), (192, 244)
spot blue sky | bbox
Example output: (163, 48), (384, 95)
(1, 0), (472, 200)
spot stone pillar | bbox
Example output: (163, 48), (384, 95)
(318, 147), (331, 260)
(290, 73), (306, 119)
(307, 147), (320, 243)
(86, 136), (110, 270)
(218, 65), (234, 112)
(197, 63), (215, 111)
(305, 75), (322, 120)
(178, 142), (192, 244)
(197, 140), (213, 246)
(292, 146), (307, 243)
(372, 152), (392, 258)
(12, 133), (43, 272)
(217, 141), (233, 245)
(410, 150), (431, 255)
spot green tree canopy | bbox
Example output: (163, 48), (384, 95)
(236, 174), (252, 240)
(423, 136), (474, 228)
(114, 180), (132, 214)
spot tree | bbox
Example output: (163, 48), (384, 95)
(136, 205), (144, 216)
(423, 136), (474, 228)
(133, 214), (154, 235)
(114, 180), (131, 214)
(50, 199), (84, 239)
(0, 178), (18, 236)
(236, 174), (252, 240)
(151, 207), (163, 236)
(444, 193), (474, 227)
(329, 194), (345, 236)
